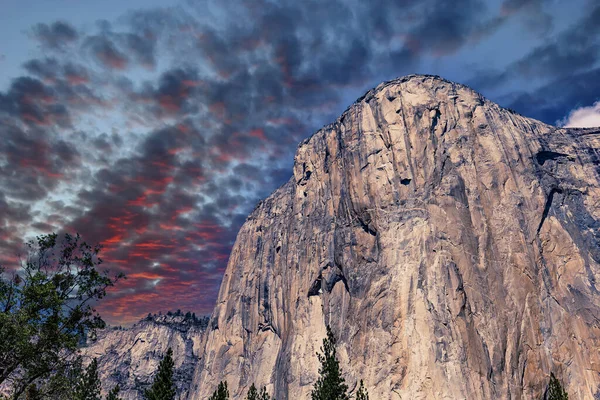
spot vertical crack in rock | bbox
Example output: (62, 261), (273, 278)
(537, 187), (563, 235)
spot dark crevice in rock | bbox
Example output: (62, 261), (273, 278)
(537, 187), (563, 234)
(401, 178), (412, 185)
(536, 150), (569, 165)
(431, 108), (441, 132)
(307, 276), (322, 297)
(357, 217), (377, 236)
(325, 269), (348, 293)
(276, 245), (281, 253)
(258, 321), (278, 336)
(297, 162), (312, 185)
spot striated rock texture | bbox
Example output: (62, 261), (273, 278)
(192, 75), (600, 399)
(81, 313), (208, 400)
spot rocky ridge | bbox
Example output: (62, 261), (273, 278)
(81, 312), (209, 399)
(189, 74), (600, 399)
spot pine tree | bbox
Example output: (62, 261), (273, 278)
(74, 358), (102, 400)
(311, 325), (349, 400)
(144, 348), (177, 400)
(247, 384), (270, 400)
(106, 385), (122, 400)
(209, 381), (229, 400)
(247, 384), (258, 400)
(546, 373), (568, 400)
(259, 386), (271, 400)
(355, 380), (369, 400)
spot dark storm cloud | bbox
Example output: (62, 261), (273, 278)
(31, 21), (79, 51)
(123, 33), (157, 69)
(130, 67), (202, 116)
(0, 77), (71, 127)
(408, 0), (487, 56)
(510, 5), (600, 79)
(504, 67), (600, 124)
(472, 4), (600, 92)
(0, 122), (79, 200)
(84, 35), (129, 70)
(23, 58), (60, 82)
(500, 0), (553, 34)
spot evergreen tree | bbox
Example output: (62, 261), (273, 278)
(209, 381), (229, 400)
(106, 385), (122, 400)
(74, 358), (101, 400)
(546, 373), (568, 400)
(355, 380), (369, 400)
(247, 384), (258, 400)
(144, 348), (176, 400)
(258, 386), (271, 400)
(246, 384), (270, 400)
(311, 325), (349, 400)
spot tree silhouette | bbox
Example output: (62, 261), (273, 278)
(246, 383), (270, 400)
(209, 381), (229, 400)
(355, 380), (369, 400)
(545, 373), (568, 400)
(311, 325), (349, 400)
(144, 348), (176, 400)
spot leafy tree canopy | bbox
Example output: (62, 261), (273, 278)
(0, 233), (123, 399)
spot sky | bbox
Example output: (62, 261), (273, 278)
(0, 0), (599, 325)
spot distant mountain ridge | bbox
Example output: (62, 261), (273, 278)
(81, 311), (209, 400)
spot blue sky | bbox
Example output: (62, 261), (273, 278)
(0, 0), (598, 324)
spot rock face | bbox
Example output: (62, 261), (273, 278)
(191, 75), (600, 399)
(82, 313), (208, 399)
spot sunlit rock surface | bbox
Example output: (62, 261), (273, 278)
(81, 313), (208, 399)
(191, 75), (600, 399)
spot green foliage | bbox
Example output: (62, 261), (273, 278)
(546, 373), (568, 400)
(246, 383), (270, 400)
(258, 387), (270, 400)
(144, 348), (177, 400)
(73, 358), (101, 400)
(106, 385), (122, 400)
(247, 384), (258, 400)
(355, 380), (369, 400)
(0, 233), (124, 399)
(311, 325), (349, 400)
(209, 381), (229, 400)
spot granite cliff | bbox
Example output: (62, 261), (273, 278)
(190, 75), (600, 399)
(81, 312), (209, 399)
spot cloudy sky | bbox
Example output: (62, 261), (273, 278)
(1, 0), (599, 325)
